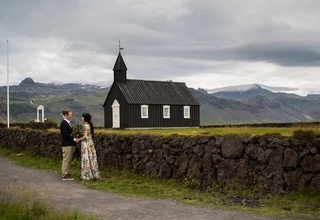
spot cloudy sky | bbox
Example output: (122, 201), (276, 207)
(1, 0), (320, 96)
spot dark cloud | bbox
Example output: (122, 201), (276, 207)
(1, 0), (320, 95)
(215, 42), (320, 67)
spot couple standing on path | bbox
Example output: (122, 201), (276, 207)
(60, 110), (100, 181)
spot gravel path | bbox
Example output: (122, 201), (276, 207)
(0, 157), (302, 220)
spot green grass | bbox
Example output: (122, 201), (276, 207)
(0, 201), (94, 220)
(47, 124), (320, 137)
(103, 124), (320, 137)
(0, 183), (95, 220)
(0, 147), (319, 219)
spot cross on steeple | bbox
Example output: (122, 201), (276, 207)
(113, 42), (127, 83)
(119, 39), (123, 52)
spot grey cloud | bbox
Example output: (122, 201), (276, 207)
(1, 0), (320, 95)
(132, 41), (320, 68)
(216, 43), (320, 67)
(63, 42), (97, 53)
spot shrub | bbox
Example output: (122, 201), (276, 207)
(292, 129), (315, 140)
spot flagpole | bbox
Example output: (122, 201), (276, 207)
(7, 40), (10, 128)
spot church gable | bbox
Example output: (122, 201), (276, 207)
(104, 51), (200, 128)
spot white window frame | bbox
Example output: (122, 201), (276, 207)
(163, 105), (170, 119)
(141, 105), (149, 118)
(184, 106), (190, 119)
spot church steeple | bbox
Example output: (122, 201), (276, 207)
(113, 51), (127, 83)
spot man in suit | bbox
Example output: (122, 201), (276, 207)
(60, 110), (77, 180)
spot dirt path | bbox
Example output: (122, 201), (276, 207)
(0, 157), (302, 220)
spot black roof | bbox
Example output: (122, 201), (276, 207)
(117, 79), (200, 105)
(113, 52), (127, 71)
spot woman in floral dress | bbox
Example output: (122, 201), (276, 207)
(77, 113), (101, 180)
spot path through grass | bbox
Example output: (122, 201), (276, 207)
(0, 147), (319, 219)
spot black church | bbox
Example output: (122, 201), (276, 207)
(103, 52), (200, 129)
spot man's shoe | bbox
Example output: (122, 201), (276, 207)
(62, 174), (74, 181)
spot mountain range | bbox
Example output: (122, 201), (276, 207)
(0, 77), (319, 127)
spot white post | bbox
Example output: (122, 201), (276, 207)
(36, 108), (39, 122)
(7, 40), (9, 128)
(42, 107), (44, 122)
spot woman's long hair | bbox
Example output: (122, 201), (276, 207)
(82, 113), (94, 138)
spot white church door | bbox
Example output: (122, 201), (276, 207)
(112, 99), (120, 128)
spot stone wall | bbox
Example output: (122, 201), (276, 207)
(1, 128), (319, 193)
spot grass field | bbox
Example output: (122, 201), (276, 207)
(1, 123), (320, 219)
(0, 147), (319, 219)
(47, 123), (320, 137)
(0, 183), (95, 220)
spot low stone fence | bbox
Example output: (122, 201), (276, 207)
(0, 128), (319, 193)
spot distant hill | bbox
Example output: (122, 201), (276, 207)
(210, 84), (273, 101)
(0, 78), (109, 126)
(208, 84), (320, 124)
(0, 78), (319, 126)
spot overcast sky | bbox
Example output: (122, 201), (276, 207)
(1, 0), (320, 96)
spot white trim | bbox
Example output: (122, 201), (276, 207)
(183, 106), (190, 119)
(141, 105), (149, 118)
(163, 105), (170, 119)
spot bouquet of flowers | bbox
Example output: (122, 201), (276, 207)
(72, 122), (84, 161)
(72, 122), (84, 138)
